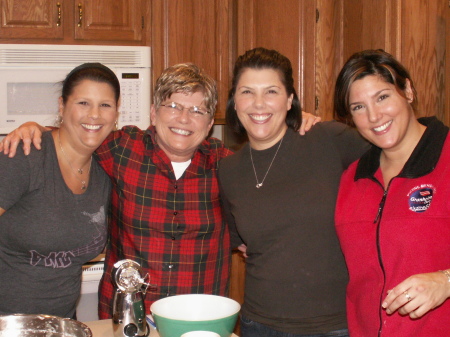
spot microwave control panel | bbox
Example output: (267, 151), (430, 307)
(116, 70), (151, 130)
(119, 74), (143, 126)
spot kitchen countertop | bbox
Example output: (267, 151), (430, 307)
(83, 319), (238, 337)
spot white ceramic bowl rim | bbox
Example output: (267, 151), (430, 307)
(180, 331), (221, 337)
(150, 294), (240, 321)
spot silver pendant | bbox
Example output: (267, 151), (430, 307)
(256, 183), (263, 188)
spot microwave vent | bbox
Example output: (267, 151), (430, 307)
(0, 44), (150, 68)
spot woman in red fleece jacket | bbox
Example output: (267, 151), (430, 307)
(334, 49), (450, 337)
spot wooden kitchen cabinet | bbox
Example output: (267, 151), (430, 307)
(74, 0), (143, 42)
(2, 0), (449, 125)
(151, 0), (318, 123)
(0, 0), (148, 45)
(223, 0), (319, 145)
(235, 0), (317, 120)
(0, 0), (63, 39)
(232, 0), (450, 125)
(150, 0), (233, 123)
(339, 0), (449, 126)
(395, 0), (449, 126)
(301, 0), (450, 125)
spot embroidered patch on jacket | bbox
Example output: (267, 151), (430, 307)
(407, 184), (435, 213)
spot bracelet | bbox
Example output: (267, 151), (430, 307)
(439, 270), (450, 283)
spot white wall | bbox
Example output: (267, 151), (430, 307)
(209, 124), (223, 140)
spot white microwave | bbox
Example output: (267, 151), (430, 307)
(0, 44), (151, 135)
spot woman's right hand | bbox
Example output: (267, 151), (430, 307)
(0, 122), (49, 157)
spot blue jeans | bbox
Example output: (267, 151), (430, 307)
(240, 315), (349, 337)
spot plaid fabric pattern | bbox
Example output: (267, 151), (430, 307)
(96, 126), (233, 318)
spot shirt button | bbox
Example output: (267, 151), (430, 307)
(171, 236), (175, 240)
(174, 185), (178, 189)
(173, 211), (178, 215)
(168, 264), (173, 269)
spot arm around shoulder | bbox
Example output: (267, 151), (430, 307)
(0, 122), (50, 157)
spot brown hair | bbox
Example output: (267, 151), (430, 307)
(334, 49), (418, 126)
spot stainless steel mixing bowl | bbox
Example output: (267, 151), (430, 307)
(0, 314), (92, 337)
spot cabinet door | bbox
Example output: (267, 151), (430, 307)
(236, 0), (316, 117)
(341, 0), (449, 125)
(151, 0), (233, 122)
(74, 0), (142, 41)
(0, 0), (63, 39)
(400, 0), (447, 124)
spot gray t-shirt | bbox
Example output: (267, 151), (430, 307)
(0, 131), (111, 318)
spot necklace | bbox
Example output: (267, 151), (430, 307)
(58, 131), (92, 190)
(249, 136), (283, 188)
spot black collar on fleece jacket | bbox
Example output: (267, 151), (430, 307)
(354, 116), (449, 181)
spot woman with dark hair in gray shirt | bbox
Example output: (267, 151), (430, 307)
(0, 63), (118, 318)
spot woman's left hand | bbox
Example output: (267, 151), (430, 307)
(382, 271), (450, 319)
(237, 244), (248, 258)
(299, 112), (321, 135)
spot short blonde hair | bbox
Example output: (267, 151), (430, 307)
(153, 63), (217, 117)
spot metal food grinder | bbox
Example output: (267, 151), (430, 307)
(112, 259), (151, 337)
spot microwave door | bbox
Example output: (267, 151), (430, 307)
(0, 68), (68, 134)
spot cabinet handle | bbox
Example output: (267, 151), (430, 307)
(78, 3), (83, 27)
(56, 2), (61, 27)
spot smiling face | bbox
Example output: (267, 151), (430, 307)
(150, 91), (214, 162)
(234, 68), (293, 150)
(349, 75), (418, 152)
(59, 79), (118, 153)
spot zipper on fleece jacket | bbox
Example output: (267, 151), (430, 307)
(372, 179), (391, 337)
(374, 189), (388, 224)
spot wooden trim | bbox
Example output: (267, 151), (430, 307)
(236, 0), (255, 55)
(385, 0), (401, 58)
(446, 3), (450, 126)
(315, 0), (343, 120)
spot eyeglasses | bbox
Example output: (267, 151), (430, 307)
(159, 102), (210, 118)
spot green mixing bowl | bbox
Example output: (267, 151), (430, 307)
(150, 294), (240, 337)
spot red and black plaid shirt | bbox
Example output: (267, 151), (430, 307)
(96, 126), (233, 318)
